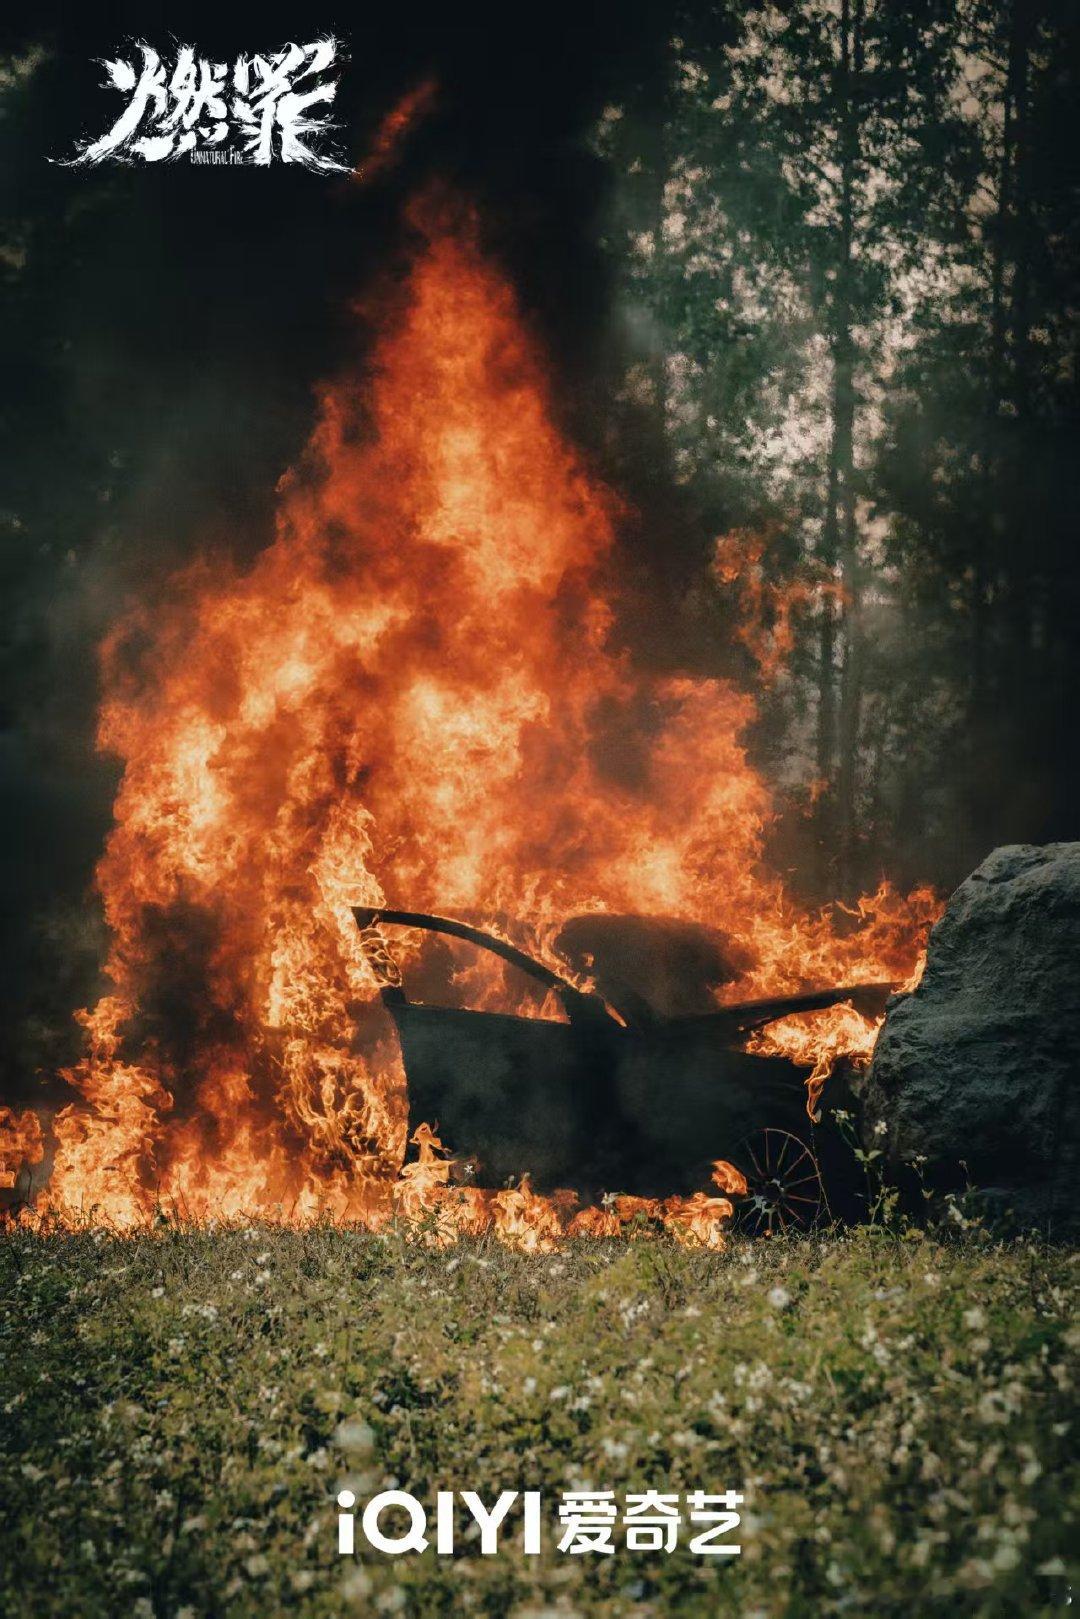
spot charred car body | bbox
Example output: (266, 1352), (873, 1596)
(354, 908), (892, 1232)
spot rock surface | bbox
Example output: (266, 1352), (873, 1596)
(865, 843), (1080, 1229)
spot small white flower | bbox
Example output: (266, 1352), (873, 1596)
(334, 1419), (375, 1454)
(340, 1567), (371, 1600)
(768, 1286), (792, 1310)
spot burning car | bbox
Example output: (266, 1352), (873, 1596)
(354, 907), (894, 1233)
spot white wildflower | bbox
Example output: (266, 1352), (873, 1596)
(334, 1419), (375, 1454)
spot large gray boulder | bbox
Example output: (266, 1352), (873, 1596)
(864, 843), (1080, 1230)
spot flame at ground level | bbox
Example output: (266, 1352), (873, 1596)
(1, 199), (937, 1247)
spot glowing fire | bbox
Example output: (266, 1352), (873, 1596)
(1, 197), (936, 1244)
(353, 78), (439, 186)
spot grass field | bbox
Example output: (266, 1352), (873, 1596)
(1, 1221), (1076, 1617)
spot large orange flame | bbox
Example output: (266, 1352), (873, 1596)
(2, 201), (936, 1244)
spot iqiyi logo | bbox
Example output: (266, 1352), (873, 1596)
(337, 1488), (744, 1556)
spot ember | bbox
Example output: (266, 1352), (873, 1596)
(1, 197), (936, 1242)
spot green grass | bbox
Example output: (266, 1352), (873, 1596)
(0, 1223), (1076, 1617)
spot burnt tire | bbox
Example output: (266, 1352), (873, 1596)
(733, 1127), (825, 1236)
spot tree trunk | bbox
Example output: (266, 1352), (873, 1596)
(974, 8), (1015, 721)
(831, 0), (864, 892)
(1005, 2), (1035, 728)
